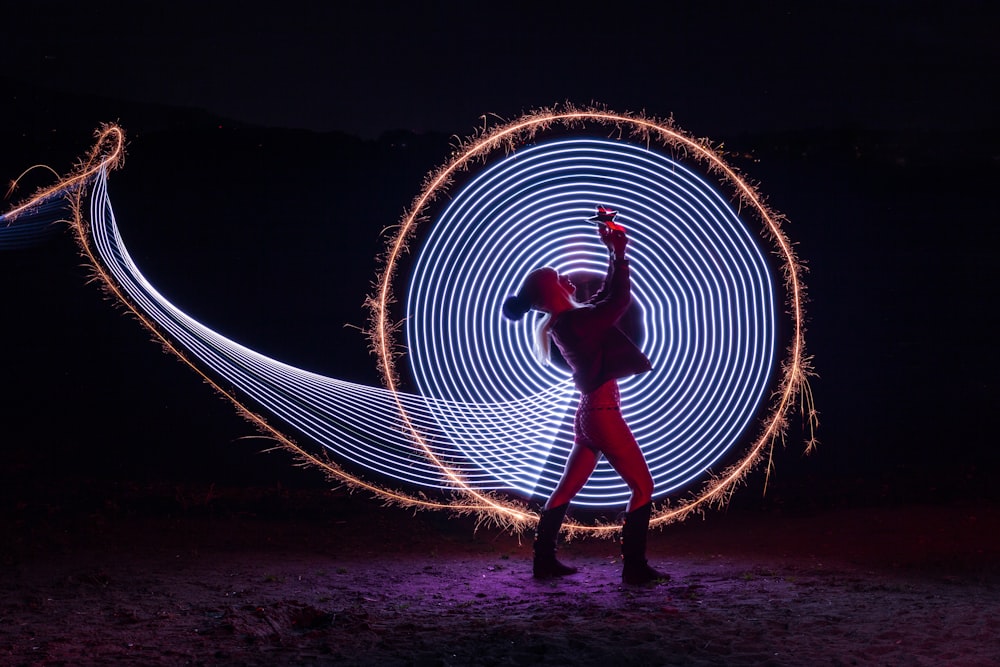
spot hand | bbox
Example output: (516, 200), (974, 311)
(598, 224), (628, 259)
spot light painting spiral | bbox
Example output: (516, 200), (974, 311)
(3, 109), (817, 535)
(406, 138), (775, 507)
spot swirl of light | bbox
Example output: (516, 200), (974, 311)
(4, 110), (816, 535)
(405, 137), (776, 508)
(372, 107), (816, 532)
(43, 153), (570, 516)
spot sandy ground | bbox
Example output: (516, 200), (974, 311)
(2, 483), (999, 667)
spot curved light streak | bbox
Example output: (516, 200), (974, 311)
(76, 170), (588, 497)
(4, 108), (816, 536)
(406, 138), (776, 507)
(0, 191), (66, 249)
(371, 106), (817, 533)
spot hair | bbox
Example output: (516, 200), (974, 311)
(501, 293), (531, 321)
(502, 269), (554, 365)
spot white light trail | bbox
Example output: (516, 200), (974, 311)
(406, 138), (776, 507)
(3, 110), (817, 534)
(84, 166), (583, 494)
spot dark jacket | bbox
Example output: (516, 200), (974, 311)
(550, 259), (652, 394)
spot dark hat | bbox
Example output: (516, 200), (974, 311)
(588, 205), (618, 224)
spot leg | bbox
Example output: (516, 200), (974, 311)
(578, 409), (653, 511)
(545, 440), (600, 510)
(620, 502), (667, 584)
(533, 503), (577, 578)
(579, 408), (665, 584)
(533, 421), (601, 578)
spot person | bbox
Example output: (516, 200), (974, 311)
(502, 208), (666, 585)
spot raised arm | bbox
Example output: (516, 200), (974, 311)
(586, 225), (633, 325)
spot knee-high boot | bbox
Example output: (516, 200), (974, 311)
(533, 504), (577, 578)
(621, 502), (668, 585)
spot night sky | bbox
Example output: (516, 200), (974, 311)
(4, 2), (996, 137)
(2, 2), (998, 506)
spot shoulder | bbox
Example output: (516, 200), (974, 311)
(553, 305), (595, 332)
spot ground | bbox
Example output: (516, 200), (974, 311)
(2, 482), (997, 667)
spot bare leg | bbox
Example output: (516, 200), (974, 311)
(602, 442), (653, 511)
(535, 438), (597, 577)
(579, 409), (653, 511)
(591, 417), (664, 583)
(544, 441), (600, 510)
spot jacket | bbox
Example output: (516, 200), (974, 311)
(550, 258), (652, 394)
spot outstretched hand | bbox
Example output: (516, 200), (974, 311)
(598, 224), (628, 259)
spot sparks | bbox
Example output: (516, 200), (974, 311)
(369, 105), (817, 533)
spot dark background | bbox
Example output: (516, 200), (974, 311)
(1, 1), (998, 514)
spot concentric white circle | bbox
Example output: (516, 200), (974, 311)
(406, 137), (777, 507)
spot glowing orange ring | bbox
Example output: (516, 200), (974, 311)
(8, 113), (815, 537)
(368, 106), (816, 536)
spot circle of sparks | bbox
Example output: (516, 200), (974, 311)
(371, 107), (815, 533)
(405, 137), (776, 507)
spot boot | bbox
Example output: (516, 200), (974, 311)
(533, 504), (577, 578)
(621, 502), (668, 585)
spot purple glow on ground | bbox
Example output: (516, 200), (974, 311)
(3, 484), (996, 665)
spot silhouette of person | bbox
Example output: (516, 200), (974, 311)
(502, 208), (665, 584)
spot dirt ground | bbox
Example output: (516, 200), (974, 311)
(2, 482), (998, 667)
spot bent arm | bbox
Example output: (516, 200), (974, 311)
(585, 258), (633, 328)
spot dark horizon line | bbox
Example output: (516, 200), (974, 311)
(3, 74), (999, 147)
